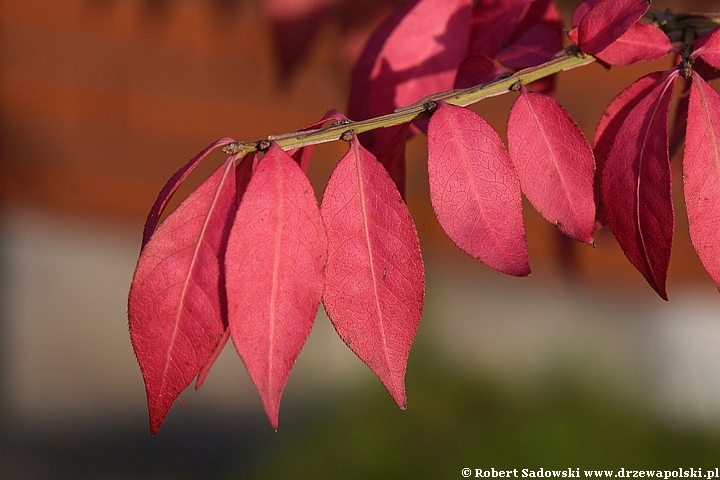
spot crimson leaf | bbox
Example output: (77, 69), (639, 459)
(577, 0), (650, 55)
(594, 23), (673, 66)
(496, 23), (562, 70)
(427, 102), (530, 276)
(455, 54), (507, 89)
(684, 73), (720, 289)
(507, 86), (596, 244)
(195, 151), (257, 390)
(225, 143), (327, 430)
(467, 0), (532, 58)
(129, 155), (239, 434)
(693, 26), (720, 71)
(601, 72), (678, 300)
(348, 0), (472, 154)
(594, 72), (664, 226)
(321, 137), (424, 408)
(142, 137), (235, 248)
(377, 122), (411, 199)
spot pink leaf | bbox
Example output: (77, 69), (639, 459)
(320, 137), (424, 408)
(195, 152), (257, 390)
(467, 0), (532, 58)
(594, 22), (673, 66)
(594, 72), (664, 226)
(507, 87), (596, 244)
(684, 73), (720, 289)
(601, 72), (678, 300)
(496, 23), (562, 70)
(693, 26), (720, 71)
(129, 155), (239, 434)
(577, 0), (650, 55)
(225, 143), (327, 430)
(348, 0), (472, 154)
(142, 137), (235, 248)
(454, 54), (507, 89)
(427, 102), (530, 276)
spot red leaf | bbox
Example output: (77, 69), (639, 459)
(594, 72), (664, 226)
(577, 0), (649, 55)
(377, 123), (410, 199)
(195, 152), (257, 390)
(506, 0), (562, 49)
(571, 0), (600, 29)
(266, 0), (336, 80)
(503, 0), (562, 93)
(225, 143), (327, 430)
(684, 73), (720, 289)
(594, 22), (673, 66)
(507, 87), (596, 244)
(669, 80), (690, 160)
(287, 109), (348, 172)
(320, 137), (424, 408)
(454, 54), (507, 89)
(348, 0), (472, 154)
(467, 0), (532, 58)
(142, 137), (235, 248)
(496, 23), (562, 70)
(601, 72), (678, 300)
(693, 26), (720, 71)
(427, 102), (530, 276)
(129, 155), (239, 435)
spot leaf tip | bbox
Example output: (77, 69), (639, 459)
(259, 393), (282, 430)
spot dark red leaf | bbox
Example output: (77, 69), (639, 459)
(497, 23), (562, 70)
(506, 0), (562, 48)
(454, 54), (507, 89)
(669, 80), (690, 160)
(321, 137), (424, 408)
(601, 72), (678, 300)
(693, 26), (720, 71)
(427, 102), (530, 276)
(571, 0), (600, 29)
(266, 0), (336, 80)
(288, 109), (348, 172)
(684, 73), (720, 289)
(694, 56), (720, 82)
(498, 0), (563, 95)
(129, 155), (239, 434)
(577, 0), (649, 55)
(594, 22), (673, 66)
(468, 0), (532, 58)
(348, 0), (472, 154)
(225, 143), (327, 430)
(594, 72), (664, 226)
(142, 137), (235, 248)
(195, 152), (257, 390)
(507, 87), (596, 244)
(377, 123), (410, 199)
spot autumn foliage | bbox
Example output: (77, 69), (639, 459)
(128, 0), (720, 433)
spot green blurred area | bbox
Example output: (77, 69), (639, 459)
(236, 349), (720, 479)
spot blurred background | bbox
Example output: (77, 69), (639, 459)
(1, 0), (720, 478)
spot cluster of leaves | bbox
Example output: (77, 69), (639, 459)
(128, 0), (720, 434)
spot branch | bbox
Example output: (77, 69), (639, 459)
(221, 9), (720, 157)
